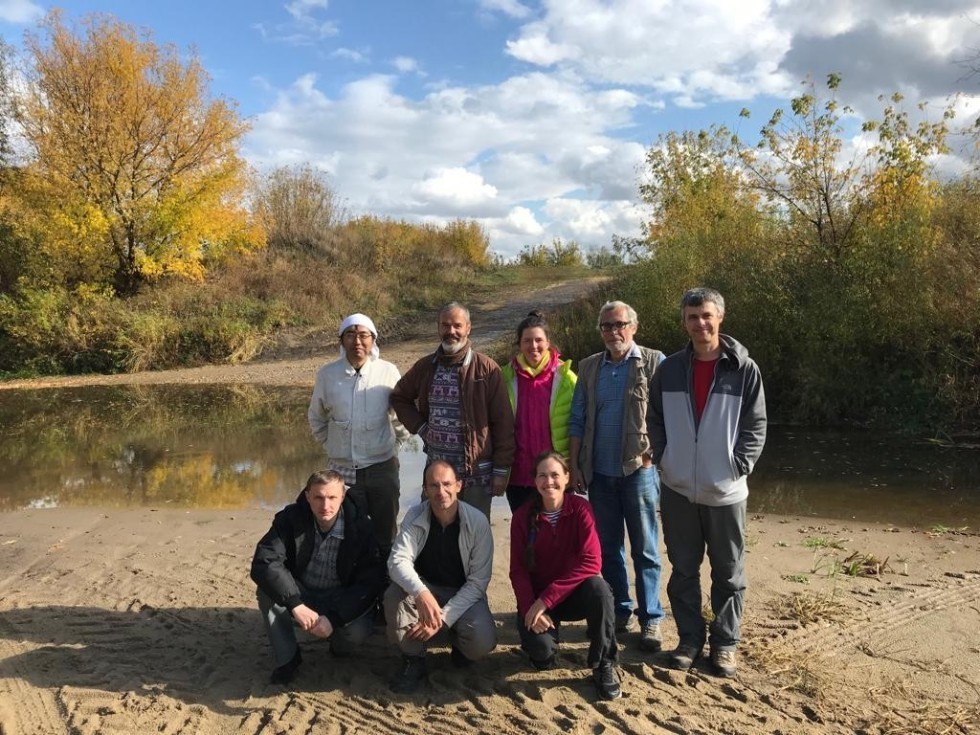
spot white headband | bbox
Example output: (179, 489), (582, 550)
(338, 313), (380, 359)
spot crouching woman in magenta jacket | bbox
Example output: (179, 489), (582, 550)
(509, 451), (622, 700)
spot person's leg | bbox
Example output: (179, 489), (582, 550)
(357, 456), (401, 558)
(460, 478), (493, 518)
(660, 485), (707, 652)
(516, 612), (560, 667)
(505, 484), (535, 513)
(448, 596), (497, 661)
(552, 575), (618, 667)
(587, 472), (632, 622)
(256, 588), (301, 666)
(621, 466), (664, 625)
(383, 583), (424, 657)
(704, 500), (747, 652)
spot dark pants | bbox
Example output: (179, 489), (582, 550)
(506, 484), (535, 513)
(347, 456), (400, 558)
(517, 575), (618, 668)
(660, 484), (746, 652)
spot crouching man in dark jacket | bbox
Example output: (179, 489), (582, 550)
(251, 469), (387, 685)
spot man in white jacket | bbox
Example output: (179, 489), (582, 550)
(309, 313), (407, 557)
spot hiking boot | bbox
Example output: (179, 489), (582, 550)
(614, 613), (633, 634)
(270, 649), (302, 685)
(592, 661), (622, 700)
(450, 646), (472, 669)
(667, 645), (701, 671)
(711, 648), (737, 678)
(389, 655), (427, 693)
(638, 620), (662, 652)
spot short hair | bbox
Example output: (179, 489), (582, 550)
(515, 310), (550, 344)
(597, 300), (637, 328)
(679, 288), (725, 320)
(423, 460), (459, 484)
(303, 469), (345, 493)
(438, 302), (471, 323)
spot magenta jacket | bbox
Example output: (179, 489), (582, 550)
(509, 492), (602, 618)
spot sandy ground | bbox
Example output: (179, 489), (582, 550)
(1, 276), (978, 733)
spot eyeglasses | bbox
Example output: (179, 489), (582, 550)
(599, 321), (632, 333)
(342, 331), (374, 342)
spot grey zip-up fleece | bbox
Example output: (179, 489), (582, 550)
(647, 334), (766, 507)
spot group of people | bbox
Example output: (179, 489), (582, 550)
(250, 288), (767, 702)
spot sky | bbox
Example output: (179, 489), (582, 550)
(1, 0), (979, 257)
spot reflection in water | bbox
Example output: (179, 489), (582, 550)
(1, 386), (978, 527)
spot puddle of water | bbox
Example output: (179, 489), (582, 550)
(0, 385), (978, 528)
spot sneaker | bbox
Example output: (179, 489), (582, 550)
(592, 661), (622, 700)
(667, 645), (702, 671)
(270, 649), (302, 685)
(711, 648), (737, 678)
(638, 620), (662, 652)
(389, 655), (427, 693)
(615, 614), (633, 634)
(450, 646), (472, 669)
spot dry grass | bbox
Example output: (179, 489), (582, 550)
(769, 590), (849, 626)
(746, 642), (832, 699)
(860, 680), (980, 735)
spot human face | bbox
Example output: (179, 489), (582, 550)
(341, 327), (375, 368)
(599, 307), (637, 358)
(519, 326), (550, 367)
(534, 457), (569, 512)
(682, 301), (724, 354)
(423, 463), (461, 513)
(439, 308), (471, 355)
(306, 480), (345, 528)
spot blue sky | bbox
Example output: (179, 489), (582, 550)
(1, 0), (979, 256)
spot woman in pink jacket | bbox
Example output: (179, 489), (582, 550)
(509, 451), (621, 700)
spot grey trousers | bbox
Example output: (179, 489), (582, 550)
(460, 479), (493, 519)
(257, 586), (374, 666)
(383, 582), (497, 659)
(660, 485), (746, 652)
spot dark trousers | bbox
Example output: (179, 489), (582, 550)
(347, 456), (400, 558)
(505, 484), (535, 513)
(517, 575), (618, 668)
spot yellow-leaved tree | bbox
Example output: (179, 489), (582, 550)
(17, 11), (263, 294)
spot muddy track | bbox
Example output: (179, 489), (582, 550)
(0, 276), (609, 391)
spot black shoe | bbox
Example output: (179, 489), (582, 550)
(270, 649), (302, 685)
(450, 646), (472, 669)
(668, 645), (702, 671)
(615, 614), (633, 635)
(593, 661), (622, 700)
(390, 655), (427, 693)
(530, 654), (556, 671)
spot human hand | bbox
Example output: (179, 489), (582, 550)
(291, 603), (320, 632)
(530, 613), (555, 634)
(524, 598), (554, 633)
(491, 475), (508, 497)
(570, 467), (587, 494)
(405, 620), (442, 641)
(415, 588), (443, 629)
(310, 615), (333, 639)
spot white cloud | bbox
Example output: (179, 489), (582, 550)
(392, 56), (422, 74)
(285, 0), (329, 22)
(331, 47), (368, 63)
(0, 0), (43, 23)
(502, 206), (545, 236)
(478, 0), (533, 20)
(412, 168), (499, 213)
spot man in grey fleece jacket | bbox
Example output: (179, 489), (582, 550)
(648, 288), (766, 679)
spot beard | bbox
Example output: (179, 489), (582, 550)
(441, 338), (467, 355)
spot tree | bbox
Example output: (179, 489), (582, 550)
(17, 12), (261, 294)
(253, 164), (344, 255)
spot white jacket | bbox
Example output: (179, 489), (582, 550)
(308, 356), (407, 468)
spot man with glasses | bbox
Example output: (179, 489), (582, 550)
(309, 313), (407, 559)
(568, 301), (666, 652)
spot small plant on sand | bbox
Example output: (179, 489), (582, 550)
(770, 590), (848, 626)
(802, 536), (847, 550)
(839, 551), (891, 578)
(781, 574), (809, 584)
